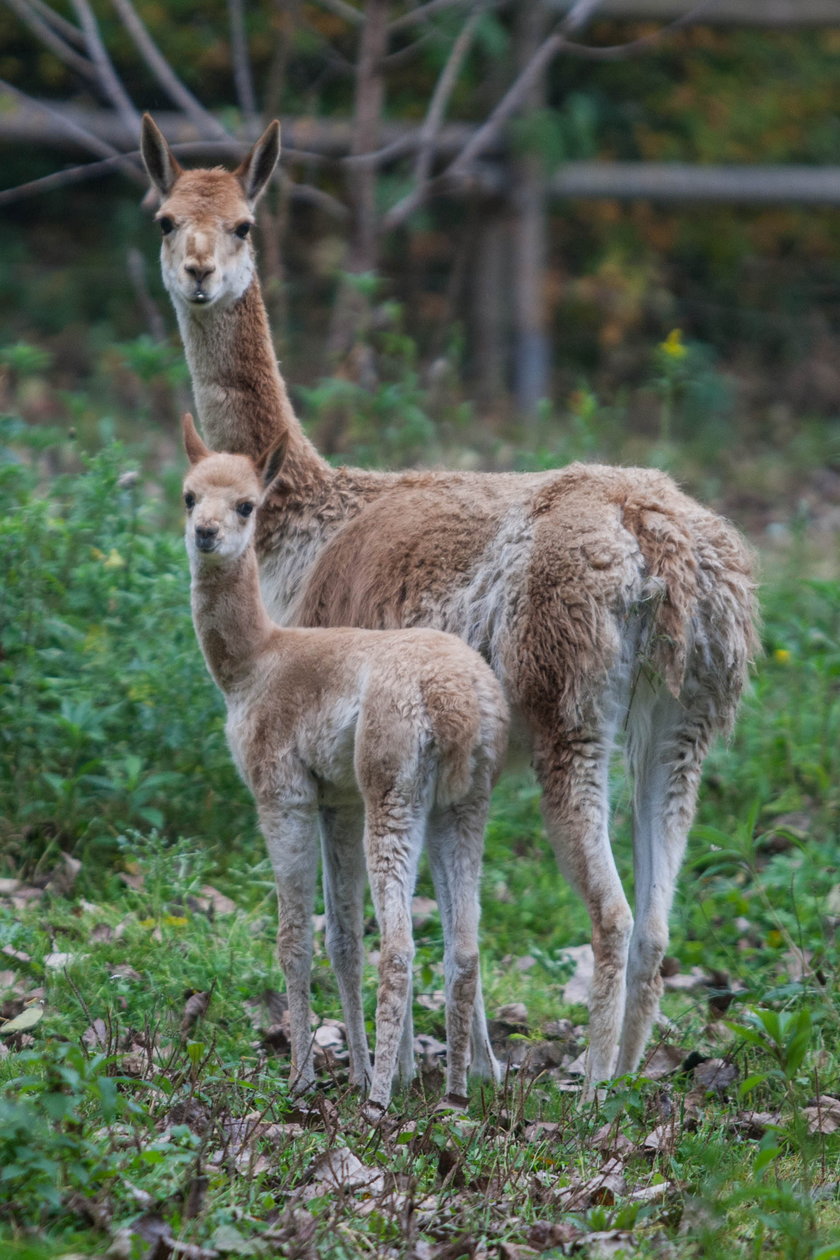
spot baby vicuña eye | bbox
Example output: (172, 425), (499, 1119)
(234, 222), (252, 239)
(159, 216), (175, 236)
(237, 502), (254, 518)
(184, 492), (195, 509)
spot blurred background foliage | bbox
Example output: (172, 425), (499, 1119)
(0, 2), (839, 548)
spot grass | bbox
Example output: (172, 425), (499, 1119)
(1, 414), (839, 1258)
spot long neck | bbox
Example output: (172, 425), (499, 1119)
(177, 277), (327, 475)
(190, 545), (276, 694)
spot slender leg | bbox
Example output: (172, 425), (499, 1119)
(363, 802), (424, 1111)
(615, 684), (713, 1075)
(258, 789), (320, 1096)
(427, 792), (501, 1098)
(320, 799), (372, 1089)
(534, 721), (632, 1098)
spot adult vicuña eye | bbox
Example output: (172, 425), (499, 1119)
(237, 502), (254, 518)
(159, 217), (175, 236)
(234, 222), (252, 239)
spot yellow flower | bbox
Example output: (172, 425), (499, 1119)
(103, 549), (125, 569)
(660, 329), (687, 360)
(773, 648), (791, 664)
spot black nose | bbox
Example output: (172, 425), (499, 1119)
(196, 524), (219, 551)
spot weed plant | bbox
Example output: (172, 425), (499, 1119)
(0, 394), (838, 1257)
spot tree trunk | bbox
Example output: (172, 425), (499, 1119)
(511, 0), (550, 417)
(326, 0), (390, 369)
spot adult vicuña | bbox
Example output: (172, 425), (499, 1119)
(181, 412), (507, 1113)
(144, 116), (759, 1096)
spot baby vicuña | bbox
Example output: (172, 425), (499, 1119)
(181, 413), (508, 1113)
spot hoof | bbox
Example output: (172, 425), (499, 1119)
(434, 1092), (469, 1115)
(360, 1097), (388, 1126)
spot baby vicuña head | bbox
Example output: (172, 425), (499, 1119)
(182, 411), (285, 566)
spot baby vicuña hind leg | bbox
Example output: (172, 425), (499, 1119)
(426, 790), (500, 1098)
(363, 798), (426, 1111)
(320, 798), (371, 1089)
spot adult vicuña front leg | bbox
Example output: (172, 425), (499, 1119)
(259, 796), (320, 1095)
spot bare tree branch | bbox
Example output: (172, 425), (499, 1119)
(4, 0), (94, 80)
(411, 6), (481, 190)
(309, 0), (364, 24)
(279, 175), (350, 219)
(71, 0), (139, 132)
(27, 0), (86, 47)
(559, 0), (605, 32)
(0, 78), (140, 169)
(0, 150), (148, 207)
(382, 4), (482, 226)
(228, 0), (258, 125)
(560, 0), (721, 57)
(388, 0), (475, 35)
(109, 0), (230, 141)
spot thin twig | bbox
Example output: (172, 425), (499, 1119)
(72, 0), (139, 132)
(0, 78), (137, 167)
(388, 0), (473, 35)
(309, 0), (364, 23)
(110, 0), (230, 141)
(28, 0), (87, 47)
(411, 5), (481, 192)
(4, 0), (94, 79)
(0, 153), (143, 206)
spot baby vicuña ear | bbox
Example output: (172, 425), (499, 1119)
(182, 412), (210, 465)
(258, 432), (289, 492)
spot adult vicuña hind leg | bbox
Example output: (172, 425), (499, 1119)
(535, 717), (632, 1096)
(615, 682), (714, 1076)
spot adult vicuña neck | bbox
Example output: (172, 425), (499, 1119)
(189, 543), (275, 693)
(178, 277), (327, 474)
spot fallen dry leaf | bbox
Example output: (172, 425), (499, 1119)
(692, 1057), (739, 1095)
(2, 944), (32, 964)
(640, 1043), (686, 1079)
(643, 1121), (681, 1154)
(45, 851), (81, 896)
(579, 1229), (636, 1258)
(82, 1018), (109, 1049)
(555, 1157), (626, 1209)
(0, 1004), (45, 1035)
(803, 1095), (840, 1135)
(306, 1147), (385, 1198)
(180, 989), (211, 1036)
(526, 1220), (583, 1251)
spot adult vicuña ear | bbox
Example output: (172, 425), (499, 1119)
(141, 114), (182, 199)
(258, 432), (289, 491)
(234, 120), (281, 207)
(182, 413), (210, 465)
